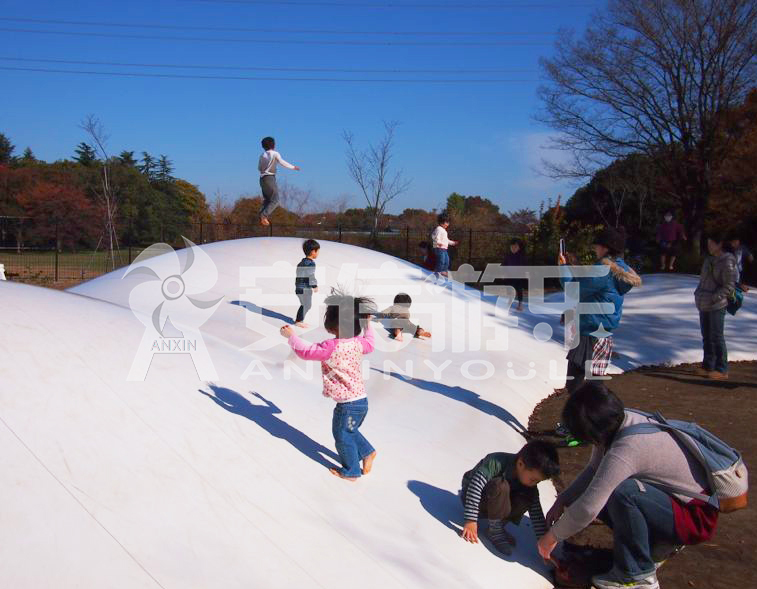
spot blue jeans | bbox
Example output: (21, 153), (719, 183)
(598, 479), (680, 580)
(332, 398), (374, 477)
(699, 308), (727, 373)
(433, 248), (450, 273)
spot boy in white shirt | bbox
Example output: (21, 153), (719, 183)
(430, 212), (458, 277)
(258, 136), (300, 226)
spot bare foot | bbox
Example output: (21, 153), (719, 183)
(393, 328), (403, 342)
(329, 468), (358, 482)
(259, 216), (270, 226)
(294, 321), (310, 328)
(361, 451), (377, 475)
(415, 328), (431, 338)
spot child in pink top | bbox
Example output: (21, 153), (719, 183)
(280, 292), (377, 481)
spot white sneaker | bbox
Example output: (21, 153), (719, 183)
(592, 570), (659, 589)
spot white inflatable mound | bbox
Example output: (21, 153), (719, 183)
(1, 237), (755, 589)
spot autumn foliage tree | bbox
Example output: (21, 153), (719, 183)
(708, 89), (757, 234)
(18, 179), (99, 250)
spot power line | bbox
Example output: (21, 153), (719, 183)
(0, 65), (538, 83)
(0, 27), (551, 46)
(185, 0), (591, 9)
(0, 17), (557, 36)
(0, 56), (535, 74)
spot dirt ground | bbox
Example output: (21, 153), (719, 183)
(528, 361), (757, 589)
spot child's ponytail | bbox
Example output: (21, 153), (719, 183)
(324, 288), (376, 338)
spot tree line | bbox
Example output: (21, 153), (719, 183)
(0, 132), (211, 252)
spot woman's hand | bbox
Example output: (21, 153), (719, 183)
(280, 325), (294, 338)
(537, 529), (558, 561)
(546, 498), (565, 527)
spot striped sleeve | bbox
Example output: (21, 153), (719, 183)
(528, 495), (548, 539)
(463, 471), (489, 522)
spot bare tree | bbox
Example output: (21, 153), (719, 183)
(592, 171), (632, 229)
(537, 0), (757, 247)
(343, 121), (411, 239)
(80, 115), (119, 269)
(277, 178), (313, 217)
(329, 194), (351, 215)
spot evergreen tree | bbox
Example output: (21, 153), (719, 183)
(0, 132), (16, 164)
(119, 150), (137, 166)
(157, 155), (174, 183)
(74, 142), (97, 166)
(20, 147), (37, 164)
(140, 152), (156, 180)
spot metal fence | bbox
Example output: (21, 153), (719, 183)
(0, 218), (523, 287)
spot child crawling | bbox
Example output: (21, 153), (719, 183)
(376, 293), (431, 342)
(280, 291), (377, 481)
(460, 440), (559, 555)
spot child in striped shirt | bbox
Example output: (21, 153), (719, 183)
(460, 440), (559, 555)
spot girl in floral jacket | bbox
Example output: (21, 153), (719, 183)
(281, 292), (377, 480)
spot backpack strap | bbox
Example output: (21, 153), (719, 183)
(615, 412), (720, 509)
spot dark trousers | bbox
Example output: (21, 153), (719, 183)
(598, 479), (680, 580)
(260, 175), (279, 218)
(566, 360), (586, 395)
(462, 477), (536, 523)
(296, 290), (312, 323)
(506, 278), (526, 304)
(699, 309), (727, 373)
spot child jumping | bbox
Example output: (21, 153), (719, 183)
(294, 239), (320, 327)
(431, 212), (458, 278)
(460, 440), (559, 556)
(258, 136), (300, 226)
(280, 291), (377, 481)
(376, 293), (431, 342)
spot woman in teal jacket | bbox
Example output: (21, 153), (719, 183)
(559, 227), (642, 395)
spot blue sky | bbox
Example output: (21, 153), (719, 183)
(0, 0), (602, 214)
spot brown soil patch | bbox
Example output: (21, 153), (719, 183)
(528, 361), (757, 589)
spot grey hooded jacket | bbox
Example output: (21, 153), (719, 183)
(694, 253), (737, 312)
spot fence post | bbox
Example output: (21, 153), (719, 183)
(405, 226), (410, 259)
(199, 222), (203, 244)
(338, 224), (342, 242)
(269, 222), (273, 238)
(468, 228), (473, 264)
(128, 218), (133, 265)
(54, 220), (59, 282)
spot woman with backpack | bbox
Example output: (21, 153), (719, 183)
(694, 232), (738, 380)
(537, 382), (731, 589)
